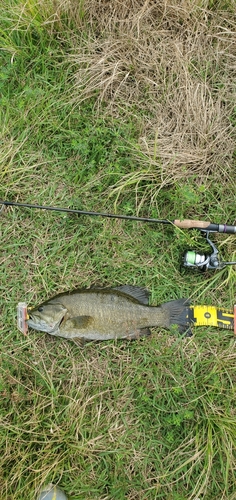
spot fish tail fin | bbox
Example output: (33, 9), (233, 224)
(161, 298), (192, 335)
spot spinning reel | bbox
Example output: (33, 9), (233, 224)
(182, 231), (236, 271)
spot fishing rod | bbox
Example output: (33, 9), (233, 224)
(1, 199), (236, 271)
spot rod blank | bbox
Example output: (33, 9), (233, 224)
(1, 200), (236, 233)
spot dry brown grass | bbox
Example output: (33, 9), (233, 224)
(5, 0), (236, 192)
(67, 0), (236, 193)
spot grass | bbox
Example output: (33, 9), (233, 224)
(0, 0), (236, 499)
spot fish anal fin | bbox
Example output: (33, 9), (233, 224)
(125, 327), (151, 340)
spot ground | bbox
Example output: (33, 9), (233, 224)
(0, 1), (236, 498)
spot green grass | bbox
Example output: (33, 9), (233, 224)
(1, 1), (236, 499)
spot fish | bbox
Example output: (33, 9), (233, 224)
(27, 285), (190, 344)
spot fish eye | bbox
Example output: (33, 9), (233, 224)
(38, 306), (44, 312)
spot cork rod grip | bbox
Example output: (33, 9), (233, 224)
(174, 219), (210, 229)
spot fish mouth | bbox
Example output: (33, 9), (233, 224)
(27, 313), (65, 333)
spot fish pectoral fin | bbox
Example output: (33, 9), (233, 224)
(66, 315), (93, 329)
(126, 327), (151, 339)
(70, 337), (86, 348)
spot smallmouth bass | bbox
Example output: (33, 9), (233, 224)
(27, 285), (190, 343)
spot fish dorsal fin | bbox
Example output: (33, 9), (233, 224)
(112, 285), (150, 305)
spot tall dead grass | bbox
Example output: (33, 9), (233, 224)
(68, 0), (236, 193)
(3, 0), (236, 193)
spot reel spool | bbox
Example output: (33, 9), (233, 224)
(182, 231), (236, 271)
(183, 250), (219, 271)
